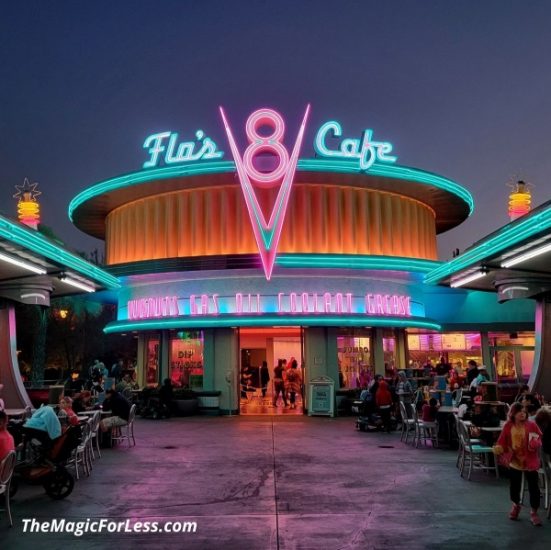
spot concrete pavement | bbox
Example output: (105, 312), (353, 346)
(1, 415), (550, 549)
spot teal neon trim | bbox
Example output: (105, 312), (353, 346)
(69, 159), (473, 221)
(276, 254), (441, 273)
(297, 159), (474, 214)
(0, 215), (120, 289)
(69, 161), (237, 221)
(104, 315), (441, 334)
(424, 203), (551, 285)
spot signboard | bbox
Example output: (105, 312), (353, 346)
(308, 376), (335, 417)
(142, 106), (398, 280)
(127, 291), (412, 321)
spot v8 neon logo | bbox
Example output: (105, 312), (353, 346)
(219, 106), (310, 280)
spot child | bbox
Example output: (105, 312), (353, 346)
(58, 396), (79, 428)
(422, 398), (439, 422)
(493, 402), (543, 526)
(0, 410), (15, 460)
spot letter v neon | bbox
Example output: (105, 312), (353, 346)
(219, 105), (310, 280)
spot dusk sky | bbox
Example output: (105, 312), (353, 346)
(1, 0), (550, 260)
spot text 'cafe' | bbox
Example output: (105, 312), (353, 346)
(68, 104), (536, 414)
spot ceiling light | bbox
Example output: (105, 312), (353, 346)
(0, 251), (46, 274)
(501, 242), (551, 268)
(450, 269), (487, 288)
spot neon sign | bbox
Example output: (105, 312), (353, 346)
(314, 121), (397, 171)
(143, 130), (224, 168)
(126, 292), (412, 320)
(220, 106), (310, 280)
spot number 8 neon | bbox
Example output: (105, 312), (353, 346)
(242, 109), (290, 188)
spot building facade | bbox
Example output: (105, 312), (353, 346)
(69, 107), (536, 413)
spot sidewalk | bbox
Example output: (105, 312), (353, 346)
(1, 415), (550, 549)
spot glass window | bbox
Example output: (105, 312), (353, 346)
(337, 329), (371, 389)
(169, 331), (204, 389)
(406, 331), (482, 379)
(145, 337), (160, 386)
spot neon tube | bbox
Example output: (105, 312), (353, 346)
(501, 241), (551, 268)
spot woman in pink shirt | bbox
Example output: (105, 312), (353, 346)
(0, 410), (15, 460)
(494, 402), (543, 526)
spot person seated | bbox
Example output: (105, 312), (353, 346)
(100, 389), (131, 432)
(116, 374), (136, 399)
(72, 390), (93, 413)
(0, 411), (15, 460)
(159, 378), (174, 409)
(535, 407), (551, 456)
(422, 398), (440, 422)
(57, 396), (79, 428)
(23, 405), (62, 450)
(375, 379), (394, 432)
(515, 384), (541, 416)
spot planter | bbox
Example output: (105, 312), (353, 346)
(173, 398), (199, 416)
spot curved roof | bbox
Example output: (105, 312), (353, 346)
(69, 159), (473, 240)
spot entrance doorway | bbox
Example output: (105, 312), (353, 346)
(239, 327), (304, 415)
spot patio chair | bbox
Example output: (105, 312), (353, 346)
(111, 404), (137, 448)
(457, 419), (498, 480)
(67, 422), (92, 480)
(399, 401), (415, 443)
(88, 411), (102, 460)
(0, 451), (16, 526)
(520, 450), (550, 511)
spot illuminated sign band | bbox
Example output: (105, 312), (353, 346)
(127, 292), (412, 320)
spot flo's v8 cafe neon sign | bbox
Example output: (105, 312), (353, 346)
(142, 107), (397, 279)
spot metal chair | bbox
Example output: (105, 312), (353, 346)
(0, 451), (17, 526)
(67, 422), (92, 479)
(520, 450), (550, 510)
(88, 411), (102, 460)
(399, 401), (415, 443)
(457, 419), (498, 480)
(111, 404), (137, 448)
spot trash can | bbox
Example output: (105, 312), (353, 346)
(308, 376), (335, 417)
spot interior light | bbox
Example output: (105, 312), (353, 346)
(0, 251), (47, 274)
(501, 242), (551, 268)
(59, 274), (95, 293)
(450, 269), (487, 288)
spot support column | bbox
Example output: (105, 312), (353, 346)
(159, 330), (170, 385)
(202, 329), (215, 390)
(480, 332), (494, 381)
(395, 329), (407, 370)
(529, 297), (551, 397)
(372, 328), (385, 376)
(212, 328), (239, 414)
(0, 303), (32, 408)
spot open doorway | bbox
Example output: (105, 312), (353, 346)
(239, 327), (304, 415)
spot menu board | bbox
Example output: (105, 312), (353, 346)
(442, 334), (466, 350)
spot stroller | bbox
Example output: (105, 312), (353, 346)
(10, 424), (81, 500)
(353, 390), (397, 432)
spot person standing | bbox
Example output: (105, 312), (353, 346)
(493, 402), (543, 526)
(466, 360), (479, 386)
(285, 360), (302, 409)
(272, 360), (288, 407)
(375, 379), (393, 433)
(260, 361), (270, 398)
